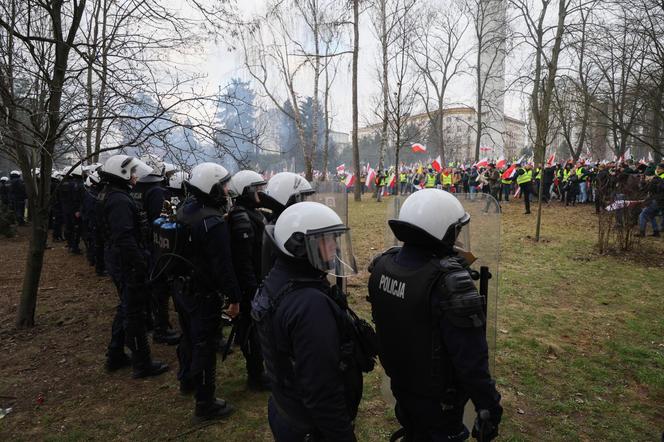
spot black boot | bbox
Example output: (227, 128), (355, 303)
(128, 331), (169, 379)
(194, 398), (234, 423)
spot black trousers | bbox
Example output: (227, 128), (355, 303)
(238, 299), (264, 379)
(520, 183), (531, 213)
(175, 290), (222, 402)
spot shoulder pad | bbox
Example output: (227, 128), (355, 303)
(367, 246), (401, 273)
(229, 208), (254, 239)
(439, 265), (486, 328)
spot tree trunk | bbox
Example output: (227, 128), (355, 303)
(475, 45), (483, 162)
(379, 0), (388, 172)
(16, 204), (49, 327)
(352, 0), (361, 202)
(322, 61), (331, 181)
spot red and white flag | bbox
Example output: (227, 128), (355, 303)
(388, 173), (397, 188)
(476, 158), (489, 168)
(546, 152), (556, 167)
(431, 155), (442, 172)
(496, 157), (507, 169)
(345, 173), (356, 188)
(501, 164), (517, 180)
(412, 143), (427, 153)
(366, 166), (376, 189)
(336, 164), (345, 173)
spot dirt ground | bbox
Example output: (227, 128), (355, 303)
(1, 197), (663, 441)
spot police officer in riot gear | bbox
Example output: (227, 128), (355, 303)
(260, 172), (316, 277)
(98, 155), (169, 378)
(252, 201), (363, 442)
(82, 171), (103, 271)
(8, 170), (27, 225)
(368, 189), (502, 441)
(59, 165), (85, 253)
(227, 170), (270, 391)
(131, 156), (179, 345)
(174, 162), (240, 422)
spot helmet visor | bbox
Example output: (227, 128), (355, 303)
(126, 158), (152, 180)
(304, 226), (357, 277)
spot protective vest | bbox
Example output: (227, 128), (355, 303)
(367, 248), (449, 397)
(516, 169), (532, 185)
(563, 169), (571, 182)
(442, 174), (453, 186)
(576, 167), (584, 178)
(400, 173), (407, 183)
(501, 178), (512, 185)
(659, 172), (664, 179)
(535, 168), (542, 180)
(425, 174), (437, 188)
(252, 279), (376, 427)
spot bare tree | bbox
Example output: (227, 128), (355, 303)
(352, 0), (361, 201)
(509, 0), (576, 241)
(412, 0), (470, 166)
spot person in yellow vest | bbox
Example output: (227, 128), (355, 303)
(441, 168), (453, 192)
(399, 170), (408, 195)
(560, 164), (572, 204)
(576, 161), (588, 203)
(516, 164), (533, 214)
(425, 169), (437, 189)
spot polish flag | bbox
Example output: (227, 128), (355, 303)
(501, 164), (517, 180)
(431, 155), (442, 172)
(496, 157), (507, 169)
(412, 143), (427, 153)
(546, 152), (556, 167)
(476, 158), (489, 168)
(366, 166), (376, 189)
(336, 164), (345, 173)
(345, 173), (356, 188)
(388, 173), (397, 188)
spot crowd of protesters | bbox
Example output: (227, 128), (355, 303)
(351, 159), (664, 238)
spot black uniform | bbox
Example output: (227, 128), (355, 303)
(174, 196), (241, 413)
(0, 180), (9, 207)
(8, 175), (26, 225)
(252, 257), (363, 442)
(58, 176), (84, 252)
(82, 184), (101, 268)
(50, 178), (64, 241)
(99, 181), (167, 377)
(131, 181), (176, 342)
(228, 199), (268, 387)
(368, 244), (502, 441)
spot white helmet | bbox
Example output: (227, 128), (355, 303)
(389, 189), (469, 249)
(10, 170), (21, 177)
(264, 172), (314, 212)
(273, 201), (357, 277)
(186, 162), (231, 206)
(138, 154), (165, 183)
(102, 154), (152, 182)
(168, 171), (189, 190)
(85, 171), (101, 187)
(228, 170), (267, 199)
(0, 176), (8, 182)
(69, 164), (83, 177)
(163, 162), (177, 175)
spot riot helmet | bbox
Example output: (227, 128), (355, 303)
(273, 201), (357, 277)
(388, 188), (469, 253)
(168, 171), (189, 190)
(228, 170), (267, 204)
(186, 162), (231, 208)
(85, 171), (101, 187)
(10, 170), (21, 177)
(0, 176), (8, 182)
(138, 154), (165, 183)
(101, 154), (152, 186)
(263, 172), (314, 214)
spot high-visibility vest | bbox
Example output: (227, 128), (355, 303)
(400, 173), (407, 183)
(535, 168), (542, 180)
(659, 172), (664, 179)
(442, 173), (453, 186)
(563, 169), (571, 182)
(576, 167), (584, 178)
(516, 169), (532, 185)
(501, 178), (512, 185)
(425, 174), (436, 188)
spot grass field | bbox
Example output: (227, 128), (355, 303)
(1, 196), (663, 441)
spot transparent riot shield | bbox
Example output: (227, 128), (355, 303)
(312, 180), (350, 287)
(381, 192), (500, 432)
(312, 180), (349, 225)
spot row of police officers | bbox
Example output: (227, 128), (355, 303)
(92, 154), (502, 441)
